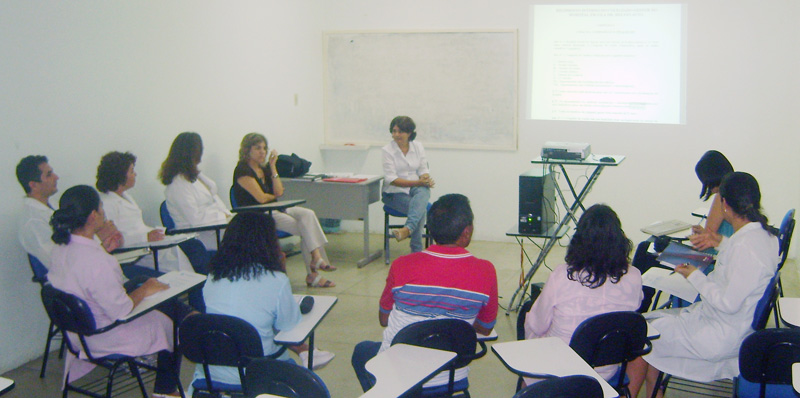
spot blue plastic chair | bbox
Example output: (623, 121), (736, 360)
(777, 209), (795, 297)
(734, 328), (800, 398)
(28, 254), (66, 378)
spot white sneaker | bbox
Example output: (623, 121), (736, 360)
(299, 349), (335, 370)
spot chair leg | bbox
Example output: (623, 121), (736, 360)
(127, 360), (149, 398)
(40, 321), (57, 378)
(384, 212), (391, 265)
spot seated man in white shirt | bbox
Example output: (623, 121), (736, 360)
(16, 155), (159, 280)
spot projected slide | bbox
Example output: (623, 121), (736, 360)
(530, 4), (686, 124)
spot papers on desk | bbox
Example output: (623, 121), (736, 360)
(642, 268), (698, 303)
(641, 219), (692, 236)
(121, 271), (206, 321)
(119, 233), (197, 250)
(656, 241), (714, 270)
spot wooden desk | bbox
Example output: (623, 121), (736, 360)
(492, 337), (620, 398)
(280, 176), (382, 267)
(230, 199), (306, 215)
(113, 233), (196, 271)
(360, 344), (457, 398)
(0, 377), (14, 395)
(275, 295), (337, 370)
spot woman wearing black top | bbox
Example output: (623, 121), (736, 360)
(233, 133), (336, 288)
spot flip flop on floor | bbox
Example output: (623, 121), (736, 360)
(313, 258), (337, 272)
(307, 273), (336, 288)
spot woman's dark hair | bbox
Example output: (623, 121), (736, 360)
(695, 150), (733, 201)
(96, 151), (136, 193)
(208, 212), (284, 282)
(50, 185), (101, 245)
(159, 132), (203, 185)
(719, 172), (777, 235)
(390, 116), (417, 141)
(565, 204), (633, 288)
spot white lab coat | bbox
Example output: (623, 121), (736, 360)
(164, 173), (230, 250)
(18, 197), (56, 269)
(100, 191), (192, 272)
(645, 222), (779, 381)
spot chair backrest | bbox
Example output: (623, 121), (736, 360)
(229, 186), (238, 208)
(569, 311), (651, 368)
(739, 328), (800, 392)
(751, 272), (781, 330)
(40, 284), (98, 358)
(244, 357), (330, 398)
(179, 313), (264, 367)
(512, 375), (603, 398)
(160, 201), (175, 230)
(516, 299), (535, 341)
(390, 318), (484, 369)
(777, 209), (795, 270)
(28, 254), (48, 284)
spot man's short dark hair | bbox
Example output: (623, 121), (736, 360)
(428, 193), (473, 244)
(16, 155), (48, 194)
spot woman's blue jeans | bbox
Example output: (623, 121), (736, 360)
(382, 186), (431, 252)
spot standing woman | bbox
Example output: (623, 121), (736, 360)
(233, 133), (335, 288)
(689, 150), (735, 250)
(524, 204), (642, 384)
(627, 172), (780, 398)
(97, 151), (192, 272)
(47, 185), (190, 398)
(382, 116), (434, 253)
(160, 132), (231, 250)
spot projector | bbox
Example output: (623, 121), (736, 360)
(541, 142), (591, 160)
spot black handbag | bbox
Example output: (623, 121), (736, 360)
(275, 153), (311, 177)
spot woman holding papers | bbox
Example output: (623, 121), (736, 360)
(232, 132), (336, 288)
(632, 150), (734, 311)
(190, 212), (333, 393)
(627, 172), (779, 398)
(97, 151), (192, 272)
(47, 185), (190, 398)
(382, 116), (434, 253)
(523, 204), (642, 384)
(159, 132), (231, 250)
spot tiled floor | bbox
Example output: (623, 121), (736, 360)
(1, 231), (796, 397)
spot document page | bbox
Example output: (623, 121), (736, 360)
(642, 268), (698, 303)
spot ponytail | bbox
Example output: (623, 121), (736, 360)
(50, 185), (101, 245)
(719, 172), (777, 236)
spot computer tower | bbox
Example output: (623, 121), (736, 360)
(519, 169), (556, 234)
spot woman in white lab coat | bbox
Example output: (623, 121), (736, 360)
(159, 132), (231, 250)
(96, 151), (192, 272)
(627, 172), (780, 398)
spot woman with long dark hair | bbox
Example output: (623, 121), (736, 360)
(160, 132), (231, 250)
(190, 212), (333, 391)
(627, 172), (780, 398)
(524, 204), (642, 381)
(47, 185), (189, 398)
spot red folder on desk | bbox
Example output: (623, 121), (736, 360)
(322, 177), (367, 183)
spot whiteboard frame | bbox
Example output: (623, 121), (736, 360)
(323, 29), (518, 151)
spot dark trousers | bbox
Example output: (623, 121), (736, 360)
(351, 341), (382, 392)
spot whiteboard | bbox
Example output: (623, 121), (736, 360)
(323, 30), (518, 150)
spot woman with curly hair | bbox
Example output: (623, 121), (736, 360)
(524, 204), (642, 382)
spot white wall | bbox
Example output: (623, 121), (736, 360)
(0, 0), (325, 372)
(0, 0), (798, 372)
(320, 0), (800, 246)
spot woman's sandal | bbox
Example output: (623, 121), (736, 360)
(307, 273), (336, 288)
(313, 258), (337, 272)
